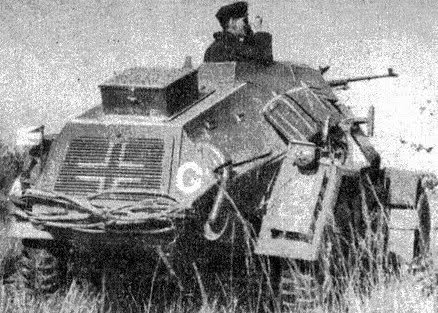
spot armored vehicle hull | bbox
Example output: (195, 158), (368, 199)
(6, 61), (437, 308)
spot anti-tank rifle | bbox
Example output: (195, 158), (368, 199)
(327, 68), (398, 88)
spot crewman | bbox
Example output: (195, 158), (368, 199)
(204, 1), (273, 65)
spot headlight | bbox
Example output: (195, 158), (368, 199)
(9, 176), (23, 197)
(16, 126), (44, 148)
(294, 145), (316, 168)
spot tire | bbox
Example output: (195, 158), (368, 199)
(415, 191), (431, 263)
(276, 225), (347, 312)
(18, 240), (67, 293)
(279, 259), (323, 312)
(387, 189), (432, 273)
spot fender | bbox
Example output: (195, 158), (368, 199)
(7, 218), (54, 240)
(255, 151), (344, 261)
(6, 200), (54, 240)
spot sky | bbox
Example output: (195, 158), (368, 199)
(0, 0), (437, 172)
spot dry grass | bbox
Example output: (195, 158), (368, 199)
(0, 144), (436, 312)
(0, 257), (434, 313)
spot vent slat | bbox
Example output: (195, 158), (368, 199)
(57, 171), (163, 176)
(58, 166), (164, 171)
(54, 137), (165, 196)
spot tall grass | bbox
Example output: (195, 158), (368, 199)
(0, 249), (434, 313)
(0, 143), (436, 312)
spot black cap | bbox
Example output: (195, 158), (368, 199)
(215, 1), (248, 29)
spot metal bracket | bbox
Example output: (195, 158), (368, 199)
(339, 106), (375, 137)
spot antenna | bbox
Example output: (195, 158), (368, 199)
(182, 56), (193, 69)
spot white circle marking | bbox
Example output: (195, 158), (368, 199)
(176, 161), (203, 194)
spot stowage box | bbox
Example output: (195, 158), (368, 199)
(99, 67), (199, 117)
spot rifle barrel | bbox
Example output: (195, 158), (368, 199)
(328, 68), (398, 87)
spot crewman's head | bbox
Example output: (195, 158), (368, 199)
(215, 1), (251, 36)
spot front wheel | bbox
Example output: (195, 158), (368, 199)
(17, 240), (68, 293)
(278, 259), (323, 312)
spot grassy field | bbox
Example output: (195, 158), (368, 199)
(0, 145), (436, 313)
(0, 234), (435, 313)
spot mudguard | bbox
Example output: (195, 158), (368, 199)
(7, 219), (54, 240)
(254, 152), (343, 261)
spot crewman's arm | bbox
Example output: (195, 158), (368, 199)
(232, 32), (273, 64)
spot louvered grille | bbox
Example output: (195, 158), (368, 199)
(54, 137), (165, 195)
(264, 96), (317, 142)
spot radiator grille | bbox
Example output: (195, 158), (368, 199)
(54, 137), (165, 195)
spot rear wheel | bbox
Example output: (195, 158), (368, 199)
(387, 188), (432, 274)
(18, 240), (67, 293)
(415, 191), (431, 263)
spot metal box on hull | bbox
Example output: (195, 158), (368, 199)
(99, 67), (199, 116)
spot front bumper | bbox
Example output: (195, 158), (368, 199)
(6, 189), (193, 251)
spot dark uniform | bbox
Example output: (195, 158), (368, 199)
(204, 31), (273, 65)
(204, 2), (273, 65)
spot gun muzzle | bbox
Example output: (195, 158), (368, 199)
(387, 68), (398, 77)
